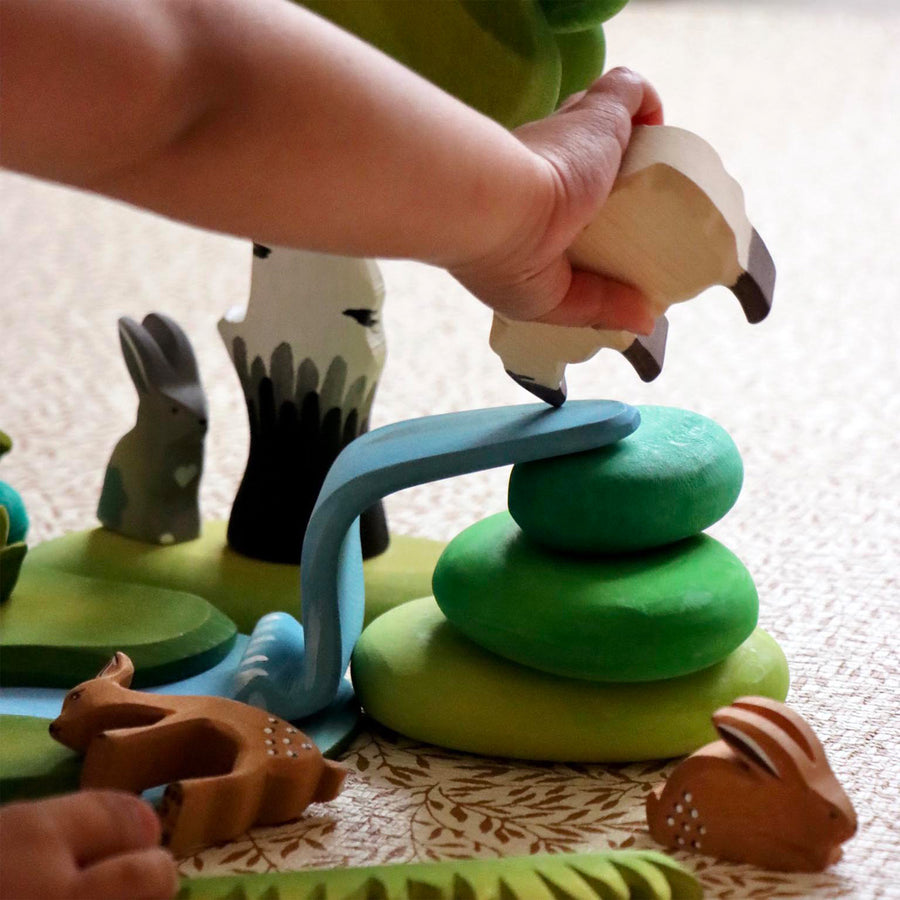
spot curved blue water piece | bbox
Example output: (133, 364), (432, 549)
(234, 400), (640, 720)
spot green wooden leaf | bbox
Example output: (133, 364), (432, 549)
(631, 852), (703, 900)
(537, 865), (608, 900)
(608, 856), (671, 900)
(219, 886), (251, 900)
(406, 880), (444, 899)
(178, 850), (701, 899)
(451, 875), (476, 900)
(568, 860), (630, 900)
(342, 877), (389, 900)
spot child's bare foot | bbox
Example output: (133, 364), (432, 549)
(0, 790), (178, 900)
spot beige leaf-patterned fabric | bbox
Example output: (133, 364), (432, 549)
(179, 729), (861, 897)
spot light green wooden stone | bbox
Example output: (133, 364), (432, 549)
(27, 521), (443, 633)
(433, 512), (758, 682)
(0, 715), (81, 803)
(508, 405), (744, 554)
(352, 597), (789, 762)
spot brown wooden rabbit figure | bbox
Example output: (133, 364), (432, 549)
(646, 696), (857, 872)
(49, 652), (346, 856)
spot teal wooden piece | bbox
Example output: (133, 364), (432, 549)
(232, 400), (640, 721)
(0, 481), (29, 544)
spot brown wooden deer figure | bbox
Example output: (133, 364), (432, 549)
(49, 652), (346, 856)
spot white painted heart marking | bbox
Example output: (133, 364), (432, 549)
(173, 464), (199, 487)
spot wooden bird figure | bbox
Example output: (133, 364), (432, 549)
(491, 125), (776, 405)
(49, 652), (346, 856)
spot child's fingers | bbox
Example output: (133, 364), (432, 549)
(556, 88), (587, 113)
(582, 67), (664, 127)
(533, 266), (656, 334)
(73, 847), (179, 900)
(48, 790), (163, 867)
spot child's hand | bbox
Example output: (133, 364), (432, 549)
(449, 68), (663, 335)
(0, 790), (178, 900)
(0, 2), (660, 338)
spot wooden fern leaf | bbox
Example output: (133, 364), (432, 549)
(177, 850), (701, 900)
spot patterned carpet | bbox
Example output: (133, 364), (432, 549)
(1, 1), (898, 897)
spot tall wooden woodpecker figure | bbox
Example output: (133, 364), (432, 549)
(219, 246), (388, 564)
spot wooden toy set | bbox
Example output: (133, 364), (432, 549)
(0, 0), (858, 896)
(351, 405), (789, 764)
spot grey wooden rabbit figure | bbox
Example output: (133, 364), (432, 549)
(98, 313), (208, 544)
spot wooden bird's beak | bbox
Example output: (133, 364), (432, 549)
(506, 371), (568, 408)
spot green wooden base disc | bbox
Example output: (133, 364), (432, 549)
(27, 522), (444, 634)
(0, 715), (81, 803)
(0, 566), (236, 688)
(352, 597), (789, 762)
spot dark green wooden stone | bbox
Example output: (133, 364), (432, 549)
(433, 512), (758, 682)
(0, 565), (236, 688)
(507, 405), (743, 554)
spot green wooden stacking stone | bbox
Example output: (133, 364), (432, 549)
(352, 597), (789, 762)
(433, 512), (758, 682)
(508, 405), (744, 554)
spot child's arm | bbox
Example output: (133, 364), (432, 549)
(0, 790), (178, 899)
(0, 0), (661, 333)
